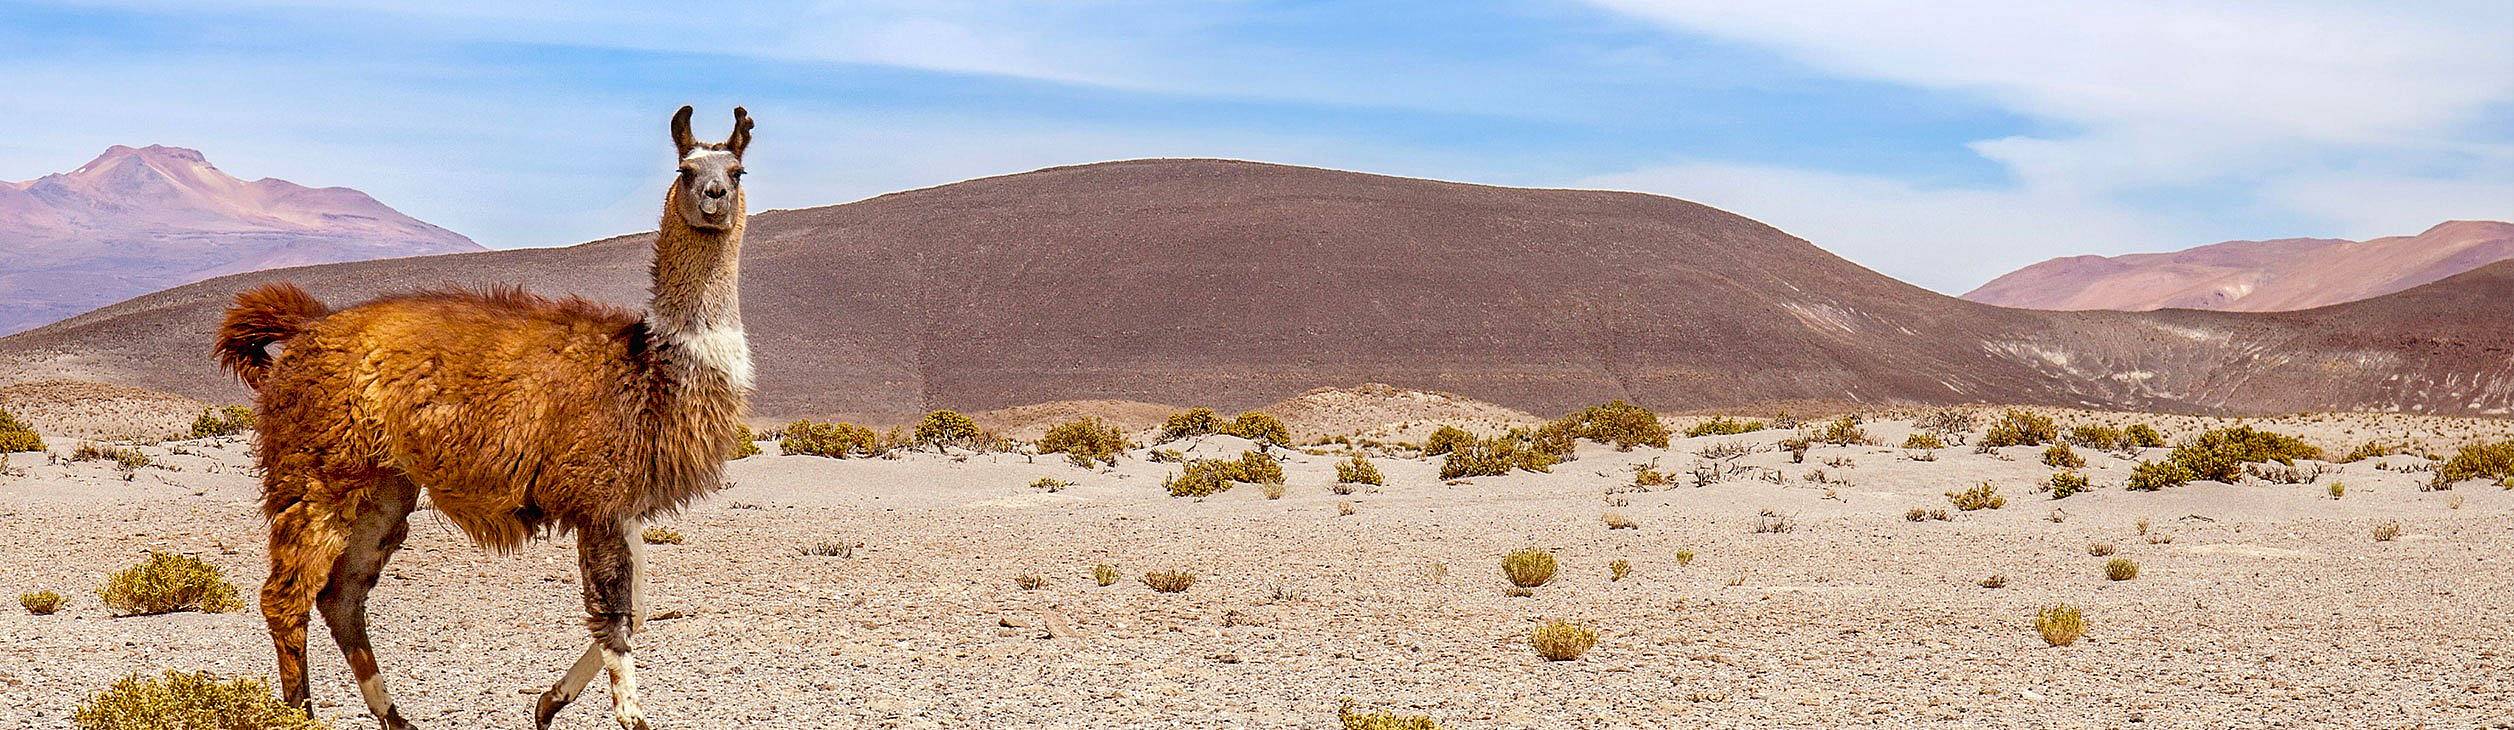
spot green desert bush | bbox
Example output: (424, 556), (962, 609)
(2432, 441), (2514, 490)
(2341, 439), (2415, 463)
(1437, 435), (1557, 479)
(2035, 605), (2085, 647)
(914, 409), (983, 450)
(2104, 557), (2139, 581)
(21, 590), (64, 615)
(185, 406), (256, 439)
(1946, 482), (2007, 511)
(727, 423), (762, 459)
(1141, 570), (1196, 593)
(2046, 471), (2092, 499)
(2124, 423), (2167, 448)
(1039, 417), (1128, 467)
(0, 406), (43, 453)
(2166, 426), (2322, 483)
(779, 420), (881, 458)
(1335, 453), (1384, 485)
(1338, 700), (1444, 730)
(1223, 411), (1291, 446)
(1902, 432), (1946, 450)
(2065, 424), (2125, 450)
(1421, 425), (1475, 456)
(639, 526), (684, 545)
(99, 552), (242, 616)
(1160, 407), (1224, 441)
(1549, 400), (1670, 450)
(1818, 416), (1871, 446)
(1092, 564), (1120, 587)
(1163, 450), (1284, 497)
(1685, 416), (1766, 438)
(1501, 548), (1558, 588)
(2042, 444), (2086, 469)
(2125, 460), (2193, 491)
(1981, 409), (2059, 448)
(1530, 619), (1599, 661)
(74, 670), (329, 730)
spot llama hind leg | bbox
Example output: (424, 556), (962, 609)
(316, 477), (419, 729)
(264, 497), (354, 716)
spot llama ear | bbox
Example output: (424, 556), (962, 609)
(727, 107), (754, 158)
(670, 105), (698, 157)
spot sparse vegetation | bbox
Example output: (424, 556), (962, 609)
(21, 590), (64, 615)
(1549, 400), (1670, 450)
(2165, 426), (2323, 483)
(73, 670), (329, 730)
(2046, 471), (2091, 499)
(1946, 482), (2007, 511)
(99, 552), (242, 616)
(1039, 417), (1128, 467)
(1981, 409), (2059, 448)
(2432, 441), (2514, 490)
(1501, 548), (1558, 588)
(1421, 425), (1475, 456)
(1779, 435), (1812, 463)
(1142, 570), (1196, 593)
(1674, 549), (1695, 566)
(2035, 604), (2085, 647)
(1160, 407), (1225, 441)
(2342, 439), (2416, 463)
(2087, 542), (2116, 557)
(1977, 574), (2007, 589)
(1223, 411), (1291, 445)
(1752, 508), (1798, 533)
(779, 420), (882, 458)
(797, 541), (854, 558)
(1438, 433), (1558, 479)
(728, 423), (762, 458)
(1029, 476), (1073, 492)
(2041, 444), (2086, 469)
(1338, 700), (1444, 730)
(1530, 619), (1599, 661)
(2064, 424), (2125, 450)
(1818, 416), (1872, 446)
(639, 526), (684, 545)
(185, 405), (256, 439)
(2373, 520), (2402, 542)
(2123, 423), (2166, 448)
(2327, 481), (2345, 499)
(2125, 460), (2194, 491)
(1015, 573), (1048, 591)
(2104, 557), (2139, 581)
(1336, 453), (1384, 485)
(1904, 506), (1952, 522)
(913, 409), (984, 451)
(1608, 559), (1631, 581)
(1164, 450), (1285, 497)
(1092, 564), (1120, 586)
(1601, 511), (1638, 530)
(1685, 416), (1766, 438)
(1901, 432), (1945, 450)
(0, 406), (43, 453)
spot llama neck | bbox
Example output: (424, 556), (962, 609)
(647, 198), (751, 392)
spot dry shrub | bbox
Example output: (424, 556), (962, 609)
(1164, 450), (1283, 497)
(1421, 426), (1475, 456)
(914, 410), (983, 451)
(1261, 482), (1287, 500)
(2046, 471), (2092, 499)
(1223, 411), (1290, 445)
(1029, 476), (1073, 492)
(1601, 512), (1638, 530)
(1981, 409), (2058, 448)
(74, 670), (329, 730)
(1092, 564), (1120, 586)
(639, 526), (684, 545)
(2372, 520), (2402, 542)
(1549, 400), (1670, 450)
(21, 590), (64, 615)
(2041, 444), (2086, 469)
(0, 406), (46, 453)
(1903, 507), (1952, 522)
(99, 552), (241, 616)
(1160, 407), (1224, 441)
(1818, 416), (1871, 446)
(2035, 605), (2085, 647)
(1608, 559), (1631, 581)
(185, 405), (255, 439)
(2433, 441), (2514, 490)
(1039, 417), (1128, 467)
(727, 423), (762, 458)
(2167, 426), (2322, 483)
(2327, 481), (2345, 499)
(1141, 570), (1196, 593)
(69, 442), (149, 470)
(1015, 574), (1048, 591)
(1752, 508), (1798, 533)
(1336, 453), (1385, 485)
(1632, 465), (1671, 487)
(1530, 619), (1599, 661)
(2123, 423), (2166, 448)
(1674, 549), (1696, 566)
(2104, 557), (2139, 581)
(1779, 435), (1812, 463)
(1901, 432), (1945, 450)
(1338, 500), (1357, 516)
(1915, 409), (1979, 436)
(2065, 424), (2125, 450)
(1977, 574), (2007, 589)
(2086, 542), (2116, 557)
(1438, 434), (1557, 479)
(2341, 439), (2415, 463)
(1501, 548), (1557, 588)
(2125, 460), (2193, 491)
(780, 420), (881, 458)
(1685, 416), (1766, 438)
(797, 541), (853, 558)
(1946, 482), (2006, 511)
(1338, 700), (1444, 730)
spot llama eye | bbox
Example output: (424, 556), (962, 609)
(729, 170), (745, 179)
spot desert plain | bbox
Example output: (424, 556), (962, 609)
(3, 398), (2513, 729)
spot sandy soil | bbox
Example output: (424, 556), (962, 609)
(3, 414), (2511, 729)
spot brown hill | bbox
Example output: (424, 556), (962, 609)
(1963, 221), (2514, 312)
(5, 159), (2514, 421)
(0, 145), (483, 335)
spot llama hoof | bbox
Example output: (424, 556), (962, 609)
(615, 714), (652, 730)
(380, 710), (419, 730)
(533, 690), (572, 730)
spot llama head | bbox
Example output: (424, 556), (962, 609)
(667, 105), (754, 232)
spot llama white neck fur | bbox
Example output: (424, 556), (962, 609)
(649, 315), (753, 391)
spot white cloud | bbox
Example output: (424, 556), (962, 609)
(1580, 0), (2514, 289)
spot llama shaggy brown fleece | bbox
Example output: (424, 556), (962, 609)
(215, 106), (756, 730)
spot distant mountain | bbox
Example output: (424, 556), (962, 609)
(0, 145), (483, 334)
(1964, 221), (2514, 312)
(8, 159), (2514, 419)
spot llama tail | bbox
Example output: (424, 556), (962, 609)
(216, 283), (328, 390)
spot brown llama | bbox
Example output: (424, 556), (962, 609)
(214, 106), (756, 730)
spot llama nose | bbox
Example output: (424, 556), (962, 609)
(703, 185), (727, 200)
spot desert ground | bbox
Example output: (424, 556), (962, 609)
(5, 406), (2514, 729)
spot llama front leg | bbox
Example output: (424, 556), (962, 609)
(580, 517), (651, 730)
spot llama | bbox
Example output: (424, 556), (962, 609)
(214, 106), (755, 730)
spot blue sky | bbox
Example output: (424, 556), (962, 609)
(3, 1), (2508, 292)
